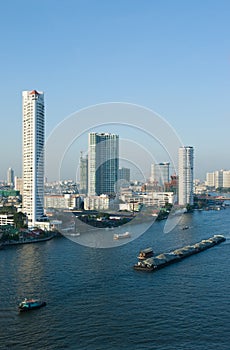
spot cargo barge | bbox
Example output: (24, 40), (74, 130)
(133, 235), (226, 272)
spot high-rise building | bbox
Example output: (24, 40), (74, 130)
(118, 167), (130, 183)
(151, 162), (170, 188)
(14, 176), (23, 195)
(205, 169), (228, 189)
(79, 152), (88, 194)
(214, 170), (223, 189)
(206, 172), (215, 187)
(88, 132), (119, 196)
(22, 90), (45, 227)
(7, 167), (14, 187)
(178, 146), (194, 206)
(223, 170), (230, 188)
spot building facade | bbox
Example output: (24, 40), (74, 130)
(120, 191), (174, 209)
(14, 177), (23, 195)
(79, 152), (88, 194)
(88, 133), (119, 196)
(178, 146), (194, 206)
(151, 162), (170, 188)
(22, 90), (45, 227)
(206, 172), (215, 187)
(223, 170), (230, 188)
(44, 194), (82, 210)
(0, 214), (14, 226)
(205, 169), (230, 189)
(7, 167), (14, 187)
(118, 167), (130, 183)
(214, 170), (223, 188)
(84, 194), (109, 211)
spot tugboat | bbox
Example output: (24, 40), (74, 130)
(137, 247), (154, 260)
(18, 298), (46, 312)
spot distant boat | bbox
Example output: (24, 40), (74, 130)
(182, 225), (189, 230)
(113, 232), (131, 240)
(18, 298), (46, 312)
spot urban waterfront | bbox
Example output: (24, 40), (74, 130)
(0, 208), (230, 350)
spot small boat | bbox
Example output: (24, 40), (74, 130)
(113, 232), (131, 240)
(18, 298), (46, 312)
(182, 225), (189, 230)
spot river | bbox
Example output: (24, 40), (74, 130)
(0, 208), (229, 349)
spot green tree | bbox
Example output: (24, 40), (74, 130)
(13, 212), (27, 229)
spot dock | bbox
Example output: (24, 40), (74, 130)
(133, 235), (226, 272)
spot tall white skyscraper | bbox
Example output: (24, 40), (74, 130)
(88, 132), (119, 196)
(22, 90), (45, 227)
(178, 146), (194, 206)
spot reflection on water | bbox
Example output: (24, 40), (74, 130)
(15, 244), (45, 298)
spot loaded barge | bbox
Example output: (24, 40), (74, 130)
(133, 235), (226, 272)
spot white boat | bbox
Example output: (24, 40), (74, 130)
(113, 232), (131, 240)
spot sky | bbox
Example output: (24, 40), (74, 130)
(0, 0), (230, 181)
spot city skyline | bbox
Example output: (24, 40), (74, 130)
(0, 1), (230, 181)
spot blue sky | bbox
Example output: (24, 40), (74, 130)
(0, 0), (230, 181)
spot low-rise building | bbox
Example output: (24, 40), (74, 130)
(0, 214), (14, 226)
(44, 194), (82, 210)
(84, 194), (109, 210)
(120, 191), (174, 210)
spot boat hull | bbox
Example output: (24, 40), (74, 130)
(18, 301), (46, 312)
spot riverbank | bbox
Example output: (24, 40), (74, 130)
(1, 232), (56, 247)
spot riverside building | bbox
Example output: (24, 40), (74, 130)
(22, 90), (45, 227)
(206, 169), (230, 189)
(178, 146), (194, 206)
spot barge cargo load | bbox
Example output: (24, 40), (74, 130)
(133, 235), (226, 272)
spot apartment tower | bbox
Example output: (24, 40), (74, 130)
(7, 167), (15, 187)
(178, 146), (194, 206)
(22, 90), (45, 227)
(88, 133), (119, 196)
(118, 167), (131, 183)
(151, 162), (170, 188)
(79, 152), (88, 194)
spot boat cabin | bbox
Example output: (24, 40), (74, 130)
(138, 247), (154, 260)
